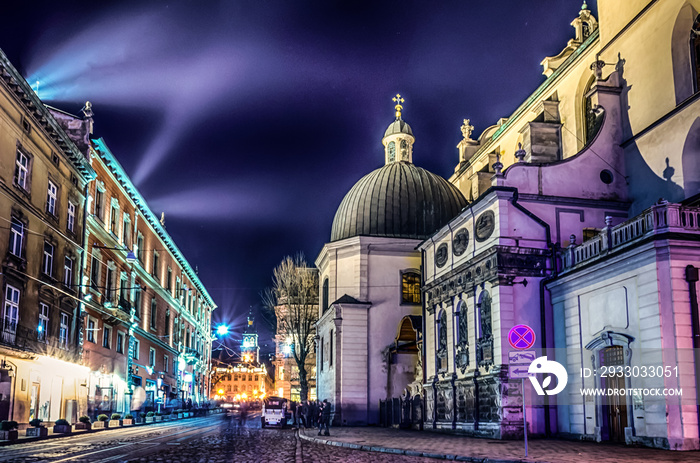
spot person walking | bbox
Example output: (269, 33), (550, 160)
(318, 399), (331, 436)
(303, 401), (312, 429)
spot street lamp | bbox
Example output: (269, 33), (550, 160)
(215, 324), (229, 337)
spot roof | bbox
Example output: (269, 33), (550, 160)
(0, 48), (96, 182)
(92, 138), (216, 309)
(384, 118), (413, 138)
(331, 294), (370, 305)
(331, 162), (467, 242)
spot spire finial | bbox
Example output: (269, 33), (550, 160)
(392, 94), (404, 119)
(581, 1), (588, 10)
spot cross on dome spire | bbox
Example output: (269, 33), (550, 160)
(393, 94), (404, 119)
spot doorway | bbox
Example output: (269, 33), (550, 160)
(0, 369), (11, 421)
(601, 346), (628, 442)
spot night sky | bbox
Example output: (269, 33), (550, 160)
(0, 1), (596, 353)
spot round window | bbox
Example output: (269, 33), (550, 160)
(600, 170), (613, 184)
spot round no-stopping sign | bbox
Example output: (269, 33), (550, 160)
(508, 324), (536, 350)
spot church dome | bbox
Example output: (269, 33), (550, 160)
(330, 161), (467, 242)
(384, 119), (413, 138)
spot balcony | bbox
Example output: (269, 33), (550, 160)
(118, 296), (132, 313)
(182, 347), (201, 365)
(0, 319), (78, 361)
(560, 201), (700, 272)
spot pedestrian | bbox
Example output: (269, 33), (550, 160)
(295, 401), (303, 428)
(318, 399), (331, 436)
(302, 401), (310, 428)
(239, 401), (248, 426)
(311, 400), (318, 427)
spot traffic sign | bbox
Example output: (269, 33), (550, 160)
(508, 350), (536, 365)
(508, 365), (531, 379)
(508, 324), (536, 350)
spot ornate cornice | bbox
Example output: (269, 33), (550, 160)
(424, 246), (547, 307)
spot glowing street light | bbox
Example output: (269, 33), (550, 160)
(218, 389), (224, 395)
(215, 324), (229, 337)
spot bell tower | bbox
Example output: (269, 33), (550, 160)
(382, 94), (415, 164)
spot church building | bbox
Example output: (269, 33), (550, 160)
(420, 0), (700, 450)
(315, 97), (467, 425)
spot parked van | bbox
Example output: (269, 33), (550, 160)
(261, 396), (287, 428)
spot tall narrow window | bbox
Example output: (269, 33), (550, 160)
(103, 325), (111, 349)
(106, 266), (115, 302)
(90, 256), (100, 289)
(63, 256), (73, 287)
(479, 292), (492, 339)
(329, 329), (333, 366)
(401, 271), (421, 304)
(388, 141), (396, 162)
(149, 348), (156, 368)
(134, 284), (142, 319)
(152, 251), (159, 281)
(122, 215), (131, 248)
(133, 339), (140, 360)
(137, 233), (144, 263)
(94, 189), (104, 220)
(9, 219), (23, 257)
(320, 336), (324, 370)
(67, 201), (76, 233)
(14, 150), (29, 190)
(3, 285), (19, 340)
(164, 355), (169, 373)
(59, 313), (69, 348)
(322, 278), (329, 313)
(400, 139), (408, 160)
(117, 331), (124, 354)
(46, 181), (57, 216)
(87, 318), (96, 343)
(42, 242), (54, 276)
(38, 303), (49, 341)
(110, 203), (118, 234)
(165, 308), (170, 336)
(150, 298), (157, 330)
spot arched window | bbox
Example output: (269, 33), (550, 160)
(455, 300), (469, 371)
(388, 141), (396, 162)
(436, 309), (448, 371)
(322, 278), (329, 313)
(479, 292), (492, 339)
(401, 271), (421, 304)
(400, 139), (408, 160)
(458, 301), (468, 345)
(583, 76), (596, 144)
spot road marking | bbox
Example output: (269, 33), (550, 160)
(92, 454), (129, 463)
(39, 418), (221, 463)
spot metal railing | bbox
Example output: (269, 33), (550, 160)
(561, 202), (700, 271)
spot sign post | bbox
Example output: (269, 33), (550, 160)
(507, 324), (535, 458)
(522, 378), (528, 457)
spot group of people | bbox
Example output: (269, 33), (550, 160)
(289, 398), (331, 436)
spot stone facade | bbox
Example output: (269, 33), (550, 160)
(420, 0), (700, 450)
(0, 48), (95, 425)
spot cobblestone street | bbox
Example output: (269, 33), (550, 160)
(0, 414), (436, 463)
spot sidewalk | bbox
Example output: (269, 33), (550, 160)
(298, 427), (700, 462)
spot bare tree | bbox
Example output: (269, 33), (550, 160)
(262, 254), (318, 402)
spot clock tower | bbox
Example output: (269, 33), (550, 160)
(241, 310), (259, 364)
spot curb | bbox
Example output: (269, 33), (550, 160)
(0, 413), (223, 447)
(298, 431), (550, 463)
